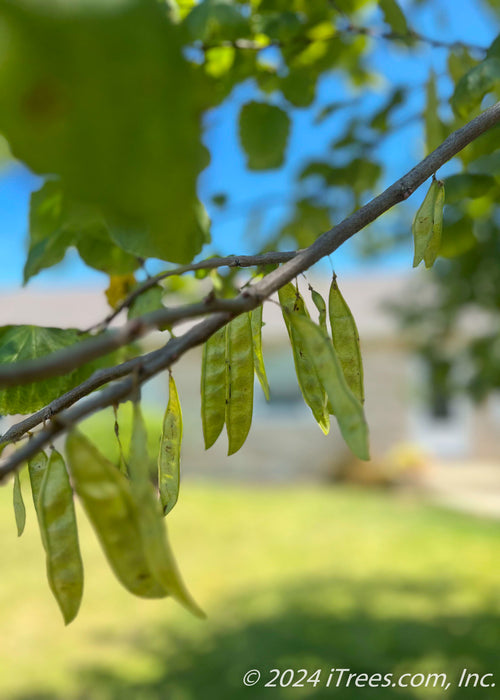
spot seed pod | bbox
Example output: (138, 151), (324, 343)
(201, 326), (226, 449)
(28, 451), (48, 547)
(225, 313), (254, 455)
(251, 305), (270, 401)
(158, 374), (182, 516)
(129, 403), (204, 618)
(13, 471), (26, 537)
(289, 314), (370, 460)
(39, 450), (84, 625)
(66, 430), (166, 599)
(412, 178), (445, 269)
(279, 283), (329, 434)
(328, 276), (364, 404)
(310, 288), (328, 334)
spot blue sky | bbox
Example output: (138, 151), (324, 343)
(0, 0), (497, 290)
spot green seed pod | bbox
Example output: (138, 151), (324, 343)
(201, 326), (227, 449)
(412, 178), (445, 269)
(289, 314), (370, 460)
(66, 430), (166, 600)
(158, 374), (182, 516)
(13, 470), (26, 537)
(328, 276), (364, 404)
(251, 305), (270, 401)
(129, 403), (204, 618)
(225, 313), (254, 456)
(310, 288), (328, 333)
(39, 450), (84, 625)
(279, 283), (329, 435)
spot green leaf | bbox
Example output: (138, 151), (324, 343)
(378, 0), (408, 35)
(13, 471), (26, 537)
(451, 57), (500, 118)
(0, 325), (113, 415)
(239, 101), (290, 170)
(251, 306), (270, 401)
(184, 0), (250, 42)
(0, 0), (207, 265)
(412, 179), (445, 269)
(23, 181), (74, 284)
(443, 173), (497, 204)
(127, 286), (165, 321)
(158, 374), (182, 516)
(76, 225), (140, 276)
(279, 199), (332, 248)
(486, 33), (500, 59)
(439, 216), (477, 258)
(281, 68), (317, 107)
(24, 181), (140, 283)
(425, 70), (443, 154)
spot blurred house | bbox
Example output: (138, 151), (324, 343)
(2, 273), (500, 484)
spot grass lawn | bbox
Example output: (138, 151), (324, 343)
(0, 479), (499, 699)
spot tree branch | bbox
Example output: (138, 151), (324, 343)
(1, 101), (499, 477)
(201, 25), (487, 55)
(86, 250), (298, 333)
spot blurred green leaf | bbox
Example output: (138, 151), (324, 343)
(24, 181), (140, 283)
(439, 215), (477, 259)
(239, 101), (290, 170)
(279, 199), (332, 248)
(451, 57), (500, 118)
(184, 0), (250, 42)
(378, 0), (408, 35)
(127, 286), (165, 321)
(443, 173), (497, 203)
(425, 70), (444, 154)
(281, 68), (317, 107)
(0, 0), (207, 264)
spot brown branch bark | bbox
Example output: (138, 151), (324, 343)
(1, 101), (499, 478)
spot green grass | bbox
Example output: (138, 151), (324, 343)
(0, 480), (499, 699)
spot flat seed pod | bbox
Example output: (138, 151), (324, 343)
(412, 179), (445, 269)
(201, 326), (226, 449)
(39, 450), (84, 625)
(310, 288), (328, 333)
(13, 471), (26, 537)
(28, 451), (48, 547)
(129, 403), (204, 618)
(289, 314), (370, 461)
(158, 374), (182, 516)
(328, 277), (364, 404)
(225, 313), (254, 455)
(279, 283), (329, 434)
(66, 430), (166, 599)
(251, 305), (270, 401)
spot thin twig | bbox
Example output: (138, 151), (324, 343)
(200, 25), (486, 56)
(85, 250), (298, 333)
(1, 101), (499, 477)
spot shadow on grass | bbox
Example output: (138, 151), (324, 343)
(17, 576), (500, 700)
